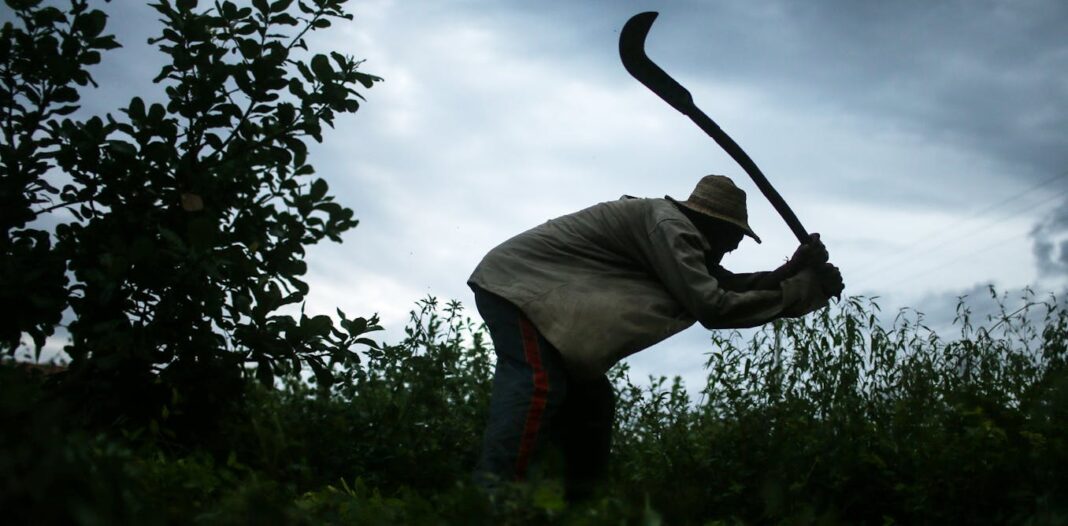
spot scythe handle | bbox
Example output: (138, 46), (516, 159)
(684, 106), (810, 244)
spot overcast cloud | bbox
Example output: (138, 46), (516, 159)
(14, 1), (1068, 387)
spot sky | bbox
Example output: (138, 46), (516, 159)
(14, 0), (1068, 387)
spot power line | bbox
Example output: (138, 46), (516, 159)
(874, 219), (1047, 293)
(849, 171), (1067, 281)
(850, 192), (1066, 292)
(848, 171), (1068, 284)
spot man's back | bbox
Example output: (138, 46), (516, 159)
(470, 197), (695, 378)
(470, 196), (825, 379)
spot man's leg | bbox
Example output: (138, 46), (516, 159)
(557, 375), (615, 502)
(472, 287), (568, 488)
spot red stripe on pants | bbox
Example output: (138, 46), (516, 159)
(514, 315), (549, 479)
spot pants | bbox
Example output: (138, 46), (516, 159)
(472, 286), (615, 500)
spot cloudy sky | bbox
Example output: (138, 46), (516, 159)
(20, 1), (1068, 384)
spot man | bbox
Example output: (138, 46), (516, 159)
(467, 175), (844, 500)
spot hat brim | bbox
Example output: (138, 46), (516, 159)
(666, 196), (762, 244)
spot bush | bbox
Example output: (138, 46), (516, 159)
(1, 0), (382, 436)
(5, 290), (1067, 524)
(613, 288), (1068, 524)
(224, 297), (494, 492)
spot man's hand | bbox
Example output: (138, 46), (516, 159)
(789, 233), (829, 270)
(815, 262), (844, 299)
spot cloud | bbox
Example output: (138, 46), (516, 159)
(1031, 196), (1068, 276)
(667, 0), (1068, 178)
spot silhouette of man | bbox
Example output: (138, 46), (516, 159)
(468, 175), (843, 500)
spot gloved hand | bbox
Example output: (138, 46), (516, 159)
(789, 233), (829, 270)
(814, 262), (844, 299)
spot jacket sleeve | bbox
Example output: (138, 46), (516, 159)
(644, 218), (826, 329)
(709, 265), (775, 292)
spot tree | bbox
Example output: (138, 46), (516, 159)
(0, 0), (383, 430)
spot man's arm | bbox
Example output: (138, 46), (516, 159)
(710, 264), (790, 292)
(644, 219), (831, 329)
(711, 234), (830, 292)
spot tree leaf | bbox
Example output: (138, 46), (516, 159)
(306, 356), (333, 387)
(270, 0), (294, 13)
(127, 97), (146, 120)
(309, 178), (327, 200)
(238, 38), (259, 58)
(107, 140), (137, 156)
(310, 54), (332, 82)
(91, 36), (122, 50)
(353, 71), (381, 89)
(75, 10), (108, 38)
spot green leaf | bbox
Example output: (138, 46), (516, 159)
(306, 356), (333, 387)
(271, 13), (298, 26)
(52, 87), (79, 103)
(235, 22), (258, 35)
(198, 136), (222, 157)
(148, 103), (166, 121)
(237, 38), (259, 58)
(127, 97), (146, 120)
(52, 104), (79, 116)
(78, 10), (108, 38)
(342, 317), (368, 334)
(221, 1), (238, 18)
(270, 0), (294, 13)
(309, 54), (332, 82)
(107, 140), (137, 156)
(91, 36), (122, 50)
(330, 51), (347, 68)
(309, 178), (327, 200)
(34, 7), (66, 26)
(306, 315), (332, 337)
(80, 50), (101, 65)
(176, 0), (198, 11)
(353, 71), (381, 89)
(153, 65), (175, 83)
(276, 102), (295, 124)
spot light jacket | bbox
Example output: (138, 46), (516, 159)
(468, 197), (827, 380)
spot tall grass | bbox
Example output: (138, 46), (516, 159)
(3, 289), (1066, 524)
(613, 288), (1068, 524)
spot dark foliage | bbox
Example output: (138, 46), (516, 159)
(612, 289), (1068, 524)
(1, 0), (381, 436)
(4, 292), (1067, 524)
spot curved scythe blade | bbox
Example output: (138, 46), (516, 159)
(618, 11), (812, 245)
(619, 12), (695, 116)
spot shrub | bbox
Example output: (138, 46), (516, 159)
(4, 292), (1066, 524)
(614, 289), (1068, 524)
(1, 0), (382, 438)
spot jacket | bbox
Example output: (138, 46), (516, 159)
(468, 197), (827, 380)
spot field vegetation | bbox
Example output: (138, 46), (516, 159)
(5, 291), (1068, 524)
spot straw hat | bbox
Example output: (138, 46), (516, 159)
(666, 175), (762, 243)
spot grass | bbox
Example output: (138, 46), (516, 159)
(3, 288), (1066, 524)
